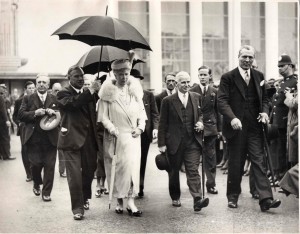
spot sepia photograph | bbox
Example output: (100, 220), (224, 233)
(0, 0), (298, 233)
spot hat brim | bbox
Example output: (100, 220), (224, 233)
(40, 112), (61, 131)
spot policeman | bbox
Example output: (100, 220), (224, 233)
(269, 54), (297, 182)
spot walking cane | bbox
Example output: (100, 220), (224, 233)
(261, 123), (276, 192)
(201, 130), (205, 199)
(108, 136), (117, 209)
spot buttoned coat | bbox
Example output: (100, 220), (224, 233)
(158, 91), (203, 155)
(155, 90), (168, 112)
(190, 85), (221, 136)
(18, 92), (59, 146)
(56, 85), (99, 151)
(217, 67), (269, 139)
(270, 74), (297, 129)
(143, 90), (159, 141)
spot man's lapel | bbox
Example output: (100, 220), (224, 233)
(189, 92), (199, 124)
(171, 94), (183, 122)
(232, 68), (246, 99)
(251, 69), (263, 108)
(32, 93), (41, 108)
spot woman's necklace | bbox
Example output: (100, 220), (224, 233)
(118, 85), (130, 105)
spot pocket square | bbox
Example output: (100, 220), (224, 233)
(61, 127), (68, 132)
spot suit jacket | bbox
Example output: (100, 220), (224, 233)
(158, 91), (203, 155)
(56, 85), (99, 151)
(0, 95), (9, 142)
(190, 85), (221, 136)
(143, 90), (159, 141)
(217, 67), (269, 139)
(270, 74), (297, 129)
(12, 95), (24, 136)
(155, 90), (168, 113)
(18, 92), (59, 146)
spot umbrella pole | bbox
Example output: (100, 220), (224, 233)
(97, 46), (104, 80)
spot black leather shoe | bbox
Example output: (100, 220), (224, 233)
(207, 187), (218, 194)
(26, 177), (33, 182)
(138, 191), (144, 198)
(115, 207), (123, 214)
(228, 201), (238, 208)
(172, 199), (181, 207)
(83, 200), (89, 210)
(42, 195), (51, 202)
(73, 213), (83, 220)
(126, 208), (142, 217)
(60, 172), (67, 178)
(260, 199), (281, 212)
(252, 193), (259, 199)
(194, 197), (209, 211)
(33, 187), (41, 196)
(4, 156), (16, 160)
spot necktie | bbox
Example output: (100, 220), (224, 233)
(203, 86), (207, 96)
(182, 94), (187, 108)
(245, 71), (250, 86)
(40, 95), (45, 105)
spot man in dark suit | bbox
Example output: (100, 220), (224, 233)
(19, 74), (59, 202)
(155, 72), (176, 112)
(0, 90), (11, 160)
(12, 81), (35, 181)
(217, 45), (281, 211)
(190, 65), (221, 194)
(158, 71), (209, 212)
(269, 54), (297, 181)
(130, 69), (160, 198)
(56, 65), (101, 220)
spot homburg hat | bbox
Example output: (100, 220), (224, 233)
(40, 111), (61, 131)
(155, 152), (171, 172)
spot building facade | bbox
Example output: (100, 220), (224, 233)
(0, 0), (298, 94)
(115, 0), (298, 91)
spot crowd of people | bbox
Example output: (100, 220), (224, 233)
(0, 45), (298, 221)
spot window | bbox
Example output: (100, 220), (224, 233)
(161, 2), (190, 79)
(278, 2), (298, 67)
(241, 2), (266, 74)
(202, 2), (229, 81)
(118, 1), (150, 87)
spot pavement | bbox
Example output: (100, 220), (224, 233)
(0, 134), (298, 233)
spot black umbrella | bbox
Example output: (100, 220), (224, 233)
(52, 16), (152, 51)
(76, 46), (145, 74)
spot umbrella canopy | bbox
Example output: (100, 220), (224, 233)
(76, 46), (145, 74)
(52, 16), (152, 51)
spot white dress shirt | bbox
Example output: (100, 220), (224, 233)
(177, 90), (189, 107)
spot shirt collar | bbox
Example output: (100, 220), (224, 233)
(238, 66), (250, 80)
(70, 83), (83, 93)
(199, 83), (207, 92)
(37, 91), (47, 99)
(177, 90), (188, 100)
(166, 89), (175, 96)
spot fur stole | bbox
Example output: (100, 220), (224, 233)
(98, 76), (144, 103)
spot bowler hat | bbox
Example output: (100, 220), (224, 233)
(278, 54), (294, 67)
(155, 152), (171, 172)
(130, 69), (144, 80)
(40, 111), (61, 131)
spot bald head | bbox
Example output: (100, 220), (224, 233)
(52, 83), (62, 96)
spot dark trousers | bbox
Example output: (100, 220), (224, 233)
(95, 135), (105, 178)
(58, 150), (65, 174)
(203, 135), (217, 188)
(63, 132), (97, 215)
(27, 143), (57, 196)
(168, 135), (202, 200)
(226, 117), (273, 203)
(21, 144), (32, 179)
(139, 133), (151, 192)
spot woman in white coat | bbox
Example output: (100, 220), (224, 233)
(97, 59), (146, 217)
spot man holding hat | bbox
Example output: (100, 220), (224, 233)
(19, 74), (59, 202)
(269, 54), (297, 182)
(130, 68), (159, 198)
(158, 71), (209, 212)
